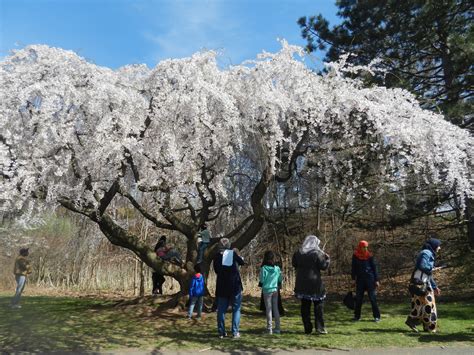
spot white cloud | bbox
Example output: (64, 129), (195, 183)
(141, 0), (243, 65)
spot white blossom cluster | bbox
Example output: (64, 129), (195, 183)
(0, 41), (472, 221)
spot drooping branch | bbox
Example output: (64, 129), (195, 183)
(97, 180), (119, 216)
(222, 214), (255, 240)
(208, 203), (231, 221)
(275, 129), (310, 183)
(232, 164), (273, 250)
(58, 196), (94, 219)
(122, 191), (175, 230)
(97, 214), (185, 279)
(159, 189), (195, 238)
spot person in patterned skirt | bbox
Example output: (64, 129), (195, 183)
(405, 238), (441, 333)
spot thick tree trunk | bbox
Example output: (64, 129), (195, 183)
(466, 197), (474, 249)
(58, 162), (274, 301)
(139, 260), (145, 297)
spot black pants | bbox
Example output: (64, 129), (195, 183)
(354, 279), (380, 319)
(300, 299), (324, 333)
(152, 272), (165, 294)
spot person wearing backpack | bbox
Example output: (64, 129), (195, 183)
(187, 264), (205, 319)
(259, 250), (282, 334)
(405, 237), (441, 333)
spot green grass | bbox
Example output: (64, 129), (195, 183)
(0, 294), (473, 352)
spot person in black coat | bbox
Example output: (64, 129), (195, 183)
(292, 235), (330, 334)
(213, 238), (245, 338)
(351, 240), (381, 322)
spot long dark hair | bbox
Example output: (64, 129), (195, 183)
(154, 236), (167, 251)
(261, 250), (276, 267)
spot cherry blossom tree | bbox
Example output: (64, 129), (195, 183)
(1, 42), (472, 299)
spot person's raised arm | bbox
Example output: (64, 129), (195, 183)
(318, 252), (330, 271)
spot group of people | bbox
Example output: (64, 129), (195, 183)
(151, 224), (211, 295)
(184, 234), (443, 337)
(10, 230), (442, 336)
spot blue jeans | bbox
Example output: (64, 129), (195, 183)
(217, 293), (242, 336)
(11, 275), (26, 306)
(188, 296), (203, 317)
(355, 278), (380, 319)
(197, 242), (209, 263)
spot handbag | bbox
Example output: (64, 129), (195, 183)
(343, 291), (356, 310)
(408, 269), (429, 296)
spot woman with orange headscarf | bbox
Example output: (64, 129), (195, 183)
(351, 240), (381, 322)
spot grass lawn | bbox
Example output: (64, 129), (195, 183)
(0, 294), (473, 352)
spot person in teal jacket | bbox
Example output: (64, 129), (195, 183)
(259, 251), (282, 334)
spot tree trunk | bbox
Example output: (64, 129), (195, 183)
(466, 197), (474, 249)
(139, 261), (145, 297)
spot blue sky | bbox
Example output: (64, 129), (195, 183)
(0, 0), (340, 69)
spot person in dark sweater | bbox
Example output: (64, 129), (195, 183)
(11, 247), (32, 309)
(151, 237), (167, 295)
(351, 240), (381, 322)
(213, 238), (245, 338)
(292, 235), (330, 335)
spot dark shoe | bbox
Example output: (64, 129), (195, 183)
(352, 317), (360, 322)
(219, 332), (228, 339)
(405, 319), (419, 333)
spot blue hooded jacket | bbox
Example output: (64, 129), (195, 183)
(189, 273), (205, 297)
(415, 238), (441, 289)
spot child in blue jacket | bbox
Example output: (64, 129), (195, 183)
(187, 264), (205, 319)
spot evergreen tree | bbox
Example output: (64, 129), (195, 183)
(298, 0), (473, 129)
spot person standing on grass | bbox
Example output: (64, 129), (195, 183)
(213, 238), (245, 339)
(151, 237), (167, 295)
(259, 250), (282, 335)
(292, 234), (330, 335)
(187, 264), (205, 320)
(11, 247), (32, 309)
(351, 240), (381, 322)
(406, 237), (442, 333)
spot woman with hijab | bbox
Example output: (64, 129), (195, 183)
(351, 240), (381, 322)
(292, 235), (330, 334)
(405, 237), (442, 333)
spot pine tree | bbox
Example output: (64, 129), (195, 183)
(298, 0), (473, 129)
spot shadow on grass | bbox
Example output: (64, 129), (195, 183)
(0, 296), (155, 352)
(1, 295), (473, 352)
(152, 329), (335, 353)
